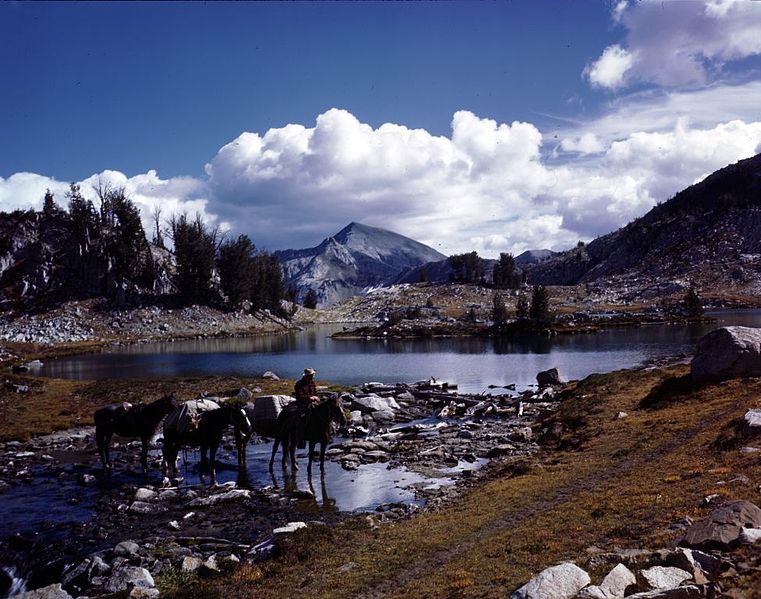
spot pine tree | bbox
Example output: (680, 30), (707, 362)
(218, 235), (256, 309)
(492, 292), (508, 326)
(170, 213), (218, 305)
(42, 189), (60, 218)
(529, 285), (551, 323)
(67, 183), (99, 246)
(683, 286), (704, 318)
(516, 292), (529, 319)
(492, 252), (516, 288)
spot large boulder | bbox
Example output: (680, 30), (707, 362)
(352, 394), (398, 414)
(691, 326), (761, 382)
(16, 584), (73, 599)
(741, 409), (761, 437)
(638, 566), (692, 591)
(102, 566), (155, 594)
(536, 368), (561, 387)
(577, 563), (636, 599)
(510, 562), (590, 599)
(681, 500), (761, 549)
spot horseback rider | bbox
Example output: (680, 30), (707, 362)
(294, 367), (319, 448)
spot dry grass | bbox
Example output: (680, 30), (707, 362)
(173, 364), (761, 598)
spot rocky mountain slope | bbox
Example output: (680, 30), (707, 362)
(527, 153), (761, 298)
(276, 222), (446, 306)
(0, 209), (167, 309)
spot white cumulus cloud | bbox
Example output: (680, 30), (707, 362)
(586, 0), (761, 90)
(585, 45), (635, 90)
(3, 105), (761, 259)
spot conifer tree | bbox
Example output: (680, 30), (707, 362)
(492, 292), (508, 326)
(529, 285), (551, 323)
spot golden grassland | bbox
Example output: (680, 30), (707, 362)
(160, 365), (761, 599)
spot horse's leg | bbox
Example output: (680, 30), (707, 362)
(319, 440), (327, 473)
(269, 436), (279, 471)
(307, 439), (316, 474)
(96, 426), (106, 469)
(290, 438), (299, 471)
(209, 443), (217, 486)
(199, 443), (208, 483)
(104, 432), (114, 469)
(140, 436), (149, 473)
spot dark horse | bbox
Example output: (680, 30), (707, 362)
(269, 396), (347, 473)
(163, 405), (252, 485)
(95, 394), (179, 471)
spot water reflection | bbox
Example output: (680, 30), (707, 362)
(36, 311), (761, 393)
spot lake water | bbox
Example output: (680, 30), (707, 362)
(35, 310), (761, 393)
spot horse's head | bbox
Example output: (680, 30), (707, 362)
(329, 395), (348, 427)
(162, 393), (181, 413)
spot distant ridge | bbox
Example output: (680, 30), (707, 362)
(276, 222), (446, 306)
(526, 153), (761, 296)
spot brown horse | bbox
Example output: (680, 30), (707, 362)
(163, 404), (252, 485)
(269, 395), (347, 474)
(95, 394), (179, 471)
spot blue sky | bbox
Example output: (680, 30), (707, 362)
(2, 1), (761, 255)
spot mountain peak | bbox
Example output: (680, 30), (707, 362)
(277, 222), (446, 306)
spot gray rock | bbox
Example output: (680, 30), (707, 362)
(740, 527), (761, 544)
(536, 368), (561, 387)
(262, 371), (280, 380)
(201, 555), (221, 573)
(741, 409), (761, 437)
(353, 395), (397, 413)
(181, 556), (203, 572)
(134, 488), (157, 502)
(509, 426), (533, 442)
(638, 566), (691, 591)
(370, 409), (395, 423)
(691, 326), (761, 381)
(576, 587), (610, 599)
(510, 562), (590, 599)
(681, 500), (761, 549)
(15, 584), (73, 599)
(90, 555), (111, 577)
(273, 521), (307, 535)
(103, 566), (155, 593)
(62, 558), (91, 587)
(236, 387), (253, 401)
(599, 563), (636, 597)
(129, 501), (166, 514)
(189, 489), (251, 506)
(664, 547), (723, 581)
(114, 540), (140, 557)
(129, 588), (160, 599)
(624, 587), (703, 599)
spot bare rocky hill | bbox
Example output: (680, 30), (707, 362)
(276, 222), (446, 306)
(526, 153), (761, 298)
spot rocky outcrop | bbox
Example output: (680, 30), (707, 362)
(510, 562), (590, 599)
(276, 222), (446, 307)
(681, 500), (761, 549)
(691, 326), (761, 382)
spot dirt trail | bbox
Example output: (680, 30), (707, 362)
(357, 399), (743, 598)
